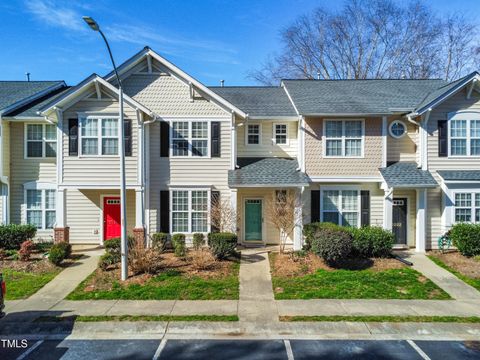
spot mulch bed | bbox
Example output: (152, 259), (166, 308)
(270, 252), (405, 278)
(428, 250), (480, 279)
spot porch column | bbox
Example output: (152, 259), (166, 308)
(416, 188), (427, 253)
(383, 187), (393, 231)
(54, 189), (69, 243)
(230, 189), (238, 233)
(293, 187), (303, 251)
(134, 189), (145, 244)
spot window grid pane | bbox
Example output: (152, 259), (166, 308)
(81, 119), (98, 136)
(82, 138), (98, 155)
(45, 125), (57, 140)
(27, 125), (43, 140)
(275, 124), (287, 144)
(27, 190), (42, 209)
(247, 125), (260, 144)
(45, 190), (56, 209)
(102, 119), (118, 137)
(102, 138), (118, 155)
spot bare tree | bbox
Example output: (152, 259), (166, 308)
(265, 190), (302, 253)
(210, 198), (239, 233)
(251, 0), (480, 84)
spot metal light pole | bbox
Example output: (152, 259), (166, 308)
(83, 16), (128, 281)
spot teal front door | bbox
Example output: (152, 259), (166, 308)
(245, 199), (262, 241)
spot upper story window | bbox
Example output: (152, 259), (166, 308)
(321, 189), (360, 227)
(274, 124), (288, 145)
(26, 188), (56, 230)
(389, 120), (407, 139)
(324, 120), (363, 157)
(79, 117), (119, 156)
(25, 124), (57, 158)
(171, 189), (209, 233)
(171, 121), (209, 157)
(246, 124), (261, 145)
(453, 192), (480, 223)
(449, 119), (480, 156)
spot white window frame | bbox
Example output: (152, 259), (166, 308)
(447, 111), (480, 158)
(320, 186), (361, 227)
(170, 188), (211, 234)
(23, 182), (56, 230)
(323, 119), (364, 158)
(78, 115), (120, 157)
(388, 120), (407, 139)
(245, 123), (262, 145)
(24, 123), (57, 159)
(273, 123), (289, 145)
(169, 120), (211, 158)
(452, 191), (480, 224)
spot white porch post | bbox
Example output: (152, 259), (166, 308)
(293, 187), (303, 251)
(56, 189), (66, 228)
(383, 187), (393, 231)
(416, 188), (427, 253)
(135, 189), (144, 229)
(230, 189), (238, 233)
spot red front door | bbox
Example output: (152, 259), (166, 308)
(104, 197), (121, 240)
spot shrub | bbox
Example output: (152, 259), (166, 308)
(207, 232), (237, 259)
(450, 223), (480, 257)
(103, 236), (135, 263)
(0, 224), (37, 250)
(99, 253), (117, 271)
(48, 244), (66, 265)
(151, 233), (169, 253)
(350, 226), (394, 258)
(189, 249), (216, 271)
(311, 225), (352, 264)
(128, 240), (162, 275)
(0, 249), (6, 260)
(172, 234), (186, 258)
(36, 241), (53, 253)
(19, 240), (35, 261)
(192, 233), (205, 250)
(56, 242), (72, 258)
(303, 222), (344, 251)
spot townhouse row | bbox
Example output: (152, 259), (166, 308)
(1, 47), (479, 252)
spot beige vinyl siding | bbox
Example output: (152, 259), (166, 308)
(10, 121), (56, 239)
(3, 121), (10, 178)
(304, 117), (383, 176)
(426, 187), (442, 250)
(62, 97), (139, 186)
(237, 121), (298, 158)
(387, 118), (417, 163)
(67, 189), (136, 244)
(393, 189), (416, 247)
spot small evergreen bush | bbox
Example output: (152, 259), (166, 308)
(172, 233), (186, 257)
(450, 223), (480, 257)
(48, 244), (66, 265)
(207, 232), (237, 259)
(0, 224), (37, 250)
(350, 226), (394, 257)
(151, 232), (169, 253)
(192, 233), (205, 250)
(311, 225), (352, 264)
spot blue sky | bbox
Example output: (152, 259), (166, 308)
(1, 0), (479, 86)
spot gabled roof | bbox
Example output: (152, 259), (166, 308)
(104, 47), (247, 118)
(3, 87), (70, 118)
(281, 79), (447, 116)
(380, 162), (437, 188)
(0, 81), (66, 114)
(208, 87), (297, 118)
(39, 74), (154, 117)
(228, 157), (308, 187)
(437, 170), (480, 182)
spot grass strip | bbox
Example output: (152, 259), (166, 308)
(427, 255), (480, 292)
(280, 315), (480, 323)
(3, 268), (61, 300)
(35, 315), (239, 322)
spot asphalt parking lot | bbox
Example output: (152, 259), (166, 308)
(1, 339), (480, 360)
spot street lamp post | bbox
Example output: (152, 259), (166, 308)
(83, 16), (128, 281)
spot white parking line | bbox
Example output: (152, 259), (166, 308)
(16, 340), (43, 360)
(152, 338), (167, 360)
(284, 339), (294, 360)
(407, 340), (431, 360)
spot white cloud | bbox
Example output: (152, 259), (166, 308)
(25, 0), (86, 32)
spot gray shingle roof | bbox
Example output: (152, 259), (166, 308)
(0, 81), (65, 111)
(229, 157), (308, 187)
(209, 87), (297, 117)
(437, 170), (480, 181)
(282, 79), (447, 115)
(3, 87), (70, 117)
(380, 162), (437, 188)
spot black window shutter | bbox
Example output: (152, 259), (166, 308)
(360, 190), (370, 227)
(124, 119), (132, 156)
(211, 191), (220, 232)
(311, 190), (320, 222)
(160, 122), (169, 157)
(160, 191), (170, 233)
(438, 120), (448, 157)
(68, 118), (78, 156)
(211, 121), (221, 157)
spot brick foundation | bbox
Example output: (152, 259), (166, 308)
(133, 227), (145, 246)
(54, 227), (70, 243)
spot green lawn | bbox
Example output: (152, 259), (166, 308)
(3, 268), (61, 300)
(67, 262), (240, 300)
(36, 315), (239, 322)
(272, 262), (450, 300)
(428, 255), (480, 292)
(280, 315), (480, 323)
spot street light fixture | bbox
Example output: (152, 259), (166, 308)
(83, 16), (128, 281)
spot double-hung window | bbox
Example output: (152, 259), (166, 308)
(26, 189), (56, 229)
(274, 124), (288, 145)
(171, 190), (209, 233)
(453, 192), (480, 223)
(449, 118), (480, 156)
(324, 120), (363, 157)
(79, 117), (119, 156)
(26, 124), (57, 158)
(246, 124), (261, 145)
(171, 121), (209, 157)
(321, 189), (360, 227)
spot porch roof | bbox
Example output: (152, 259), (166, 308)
(437, 170), (480, 182)
(379, 162), (437, 188)
(228, 157), (309, 187)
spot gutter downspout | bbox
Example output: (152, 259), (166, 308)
(0, 113), (9, 224)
